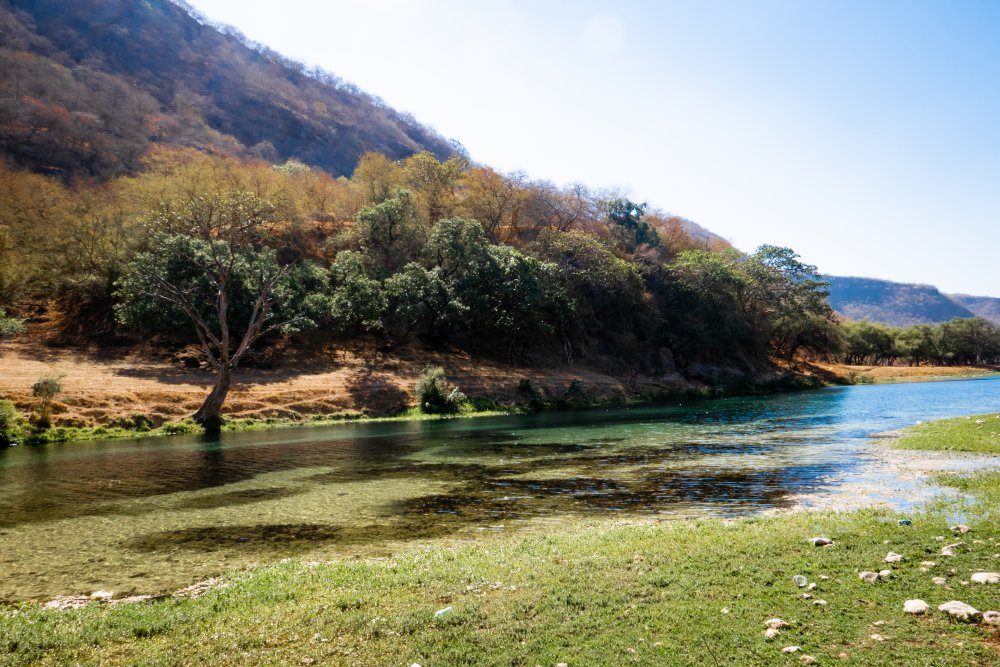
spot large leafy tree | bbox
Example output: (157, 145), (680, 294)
(115, 191), (316, 426)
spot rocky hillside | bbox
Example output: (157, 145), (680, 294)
(0, 0), (456, 180)
(826, 275), (1000, 326)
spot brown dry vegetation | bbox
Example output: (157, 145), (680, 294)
(815, 362), (1000, 383)
(0, 337), (693, 427)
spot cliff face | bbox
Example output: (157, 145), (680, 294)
(0, 0), (456, 179)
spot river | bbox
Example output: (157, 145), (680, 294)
(1, 377), (998, 601)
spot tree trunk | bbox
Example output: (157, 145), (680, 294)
(193, 364), (233, 429)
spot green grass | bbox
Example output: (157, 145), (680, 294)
(5, 413), (1000, 665)
(3, 510), (1000, 666)
(895, 413), (1000, 453)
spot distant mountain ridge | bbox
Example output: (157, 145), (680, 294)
(0, 0), (456, 179)
(825, 275), (1000, 327)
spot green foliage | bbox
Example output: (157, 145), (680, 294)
(607, 197), (660, 251)
(0, 308), (25, 338)
(321, 251), (386, 333)
(31, 375), (63, 427)
(354, 191), (425, 274)
(840, 317), (1000, 366)
(414, 366), (466, 414)
(0, 399), (23, 444)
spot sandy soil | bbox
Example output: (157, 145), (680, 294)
(815, 362), (1000, 383)
(0, 339), (690, 426)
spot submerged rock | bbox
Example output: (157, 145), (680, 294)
(938, 600), (980, 621)
(903, 599), (929, 615)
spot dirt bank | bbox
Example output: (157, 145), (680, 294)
(0, 339), (696, 427)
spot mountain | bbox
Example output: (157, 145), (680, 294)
(825, 276), (974, 327)
(949, 294), (1000, 325)
(0, 0), (456, 180)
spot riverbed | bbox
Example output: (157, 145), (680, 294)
(2, 377), (999, 601)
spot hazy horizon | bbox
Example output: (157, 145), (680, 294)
(186, 0), (1000, 296)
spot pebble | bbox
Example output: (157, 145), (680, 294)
(938, 600), (981, 621)
(793, 575), (808, 587)
(932, 576), (947, 586)
(941, 542), (963, 557)
(903, 599), (929, 615)
(983, 611), (1000, 626)
(884, 552), (903, 563)
(810, 537), (834, 547)
(764, 618), (790, 629)
(782, 646), (801, 654)
(970, 572), (1000, 584)
(951, 525), (972, 534)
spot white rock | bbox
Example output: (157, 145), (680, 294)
(903, 599), (929, 615)
(971, 572), (1000, 584)
(870, 634), (886, 641)
(941, 542), (964, 557)
(764, 618), (790, 629)
(810, 537), (834, 546)
(782, 646), (801, 653)
(884, 552), (903, 563)
(764, 628), (781, 640)
(793, 575), (808, 587)
(434, 606), (454, 617)
(878, 570), (893, 580)
(807, 583), (817, 590)
(932, 576), (947, 586)
(721, 607), (730, 614)
(938, 600), (980, 621)
(951, 525), (971, 534)
(800, 656), (817, 665)
(801, 593), (812, 599)
(819, 575), (829, 581)
(983, 611), (1000, 626)
(556, 664), (568, 667)
(813, 599), (827, 606)
(859, 571), (880, 583)
(920, 561), (936, 567)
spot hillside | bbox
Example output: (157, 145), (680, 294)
(825, 275), (978, 326)
(0, 0), (455, 180)
(949, 293), (1000, 325)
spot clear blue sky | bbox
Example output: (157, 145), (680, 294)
(187, 0), (1000, 296)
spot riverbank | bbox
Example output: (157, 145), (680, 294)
(815, 362), (1000, 385)
(4, 414), (1000, 665)
(0, 338), (823, 445)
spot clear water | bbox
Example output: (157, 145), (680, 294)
(1, 377), (998, 601)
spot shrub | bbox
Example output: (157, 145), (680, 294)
(414, 366), (465, 414)
(0, 308), (25, 338)
(0, 400), (22, 444)
(31, 375), (64, 428)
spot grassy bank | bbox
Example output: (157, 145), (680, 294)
(4, 419), (1000, 664)
(895, 413), (1000, 453)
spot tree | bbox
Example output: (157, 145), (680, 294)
(354, 191), (425, 275)
(402, 151), (466, 223)
(32, 375), (63, 428)
(460, 167), (528, 242)
(607, 198), (660, 252)
(115, 191), (314, 426)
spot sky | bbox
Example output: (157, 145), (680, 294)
(185, 0), (1000, 296)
